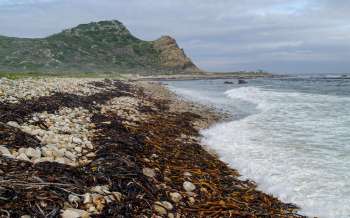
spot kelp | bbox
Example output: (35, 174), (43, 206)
(0, 79), (304, 217)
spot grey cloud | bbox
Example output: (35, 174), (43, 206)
(0, 0), (349, 74)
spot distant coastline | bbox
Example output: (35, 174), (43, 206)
(132, 72), (273, 81)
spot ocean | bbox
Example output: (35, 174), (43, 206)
(166, 76), (350, 218)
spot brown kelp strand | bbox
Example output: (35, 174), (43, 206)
(0, 79), (304, 217)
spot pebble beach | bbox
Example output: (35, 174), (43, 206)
(0, 78), (303, 217)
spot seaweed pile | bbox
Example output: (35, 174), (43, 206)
(0, 78), (304, 217)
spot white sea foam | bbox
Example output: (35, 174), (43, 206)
(200, 86), (350, 218)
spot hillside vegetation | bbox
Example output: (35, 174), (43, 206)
(0, 20), (201, 75)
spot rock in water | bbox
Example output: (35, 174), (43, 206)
(238, 79), (247, 84)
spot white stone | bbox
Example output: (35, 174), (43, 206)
(86, 152), (95, 158)
(74, 146), (82, 153)
(85, 142), (93, 150)
(142, 168), (156, 178)
(17, 153), (30, 161)
(183, 181), (196, 192)
(18, 148), (26, 154)
(65, 151), (76, 160)
(83, 193), (92, 204)
(183, 172), (192, 177)
(61, 208), (89, 218)
(0, 146), (11, 156)
(25, 147), (41, 159)
(55, 157), (66, 164)
(161, 201), (173, 210)
(41, 147), (54, 157)
(91, 185), (110, 194)
(68, 194), (80, 204)
(6, 121), (20, 128)
(72, 137), (83, 145)
(169, 192), (182, 203)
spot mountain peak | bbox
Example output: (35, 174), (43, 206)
(61, 20), (131, 37)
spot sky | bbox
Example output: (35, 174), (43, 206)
(0, 0), (349, 74)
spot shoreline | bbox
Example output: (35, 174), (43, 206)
(131, 73), (273, 81)
(0, 77), (303, 217)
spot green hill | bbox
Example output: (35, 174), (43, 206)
(0, 20), (201, 75)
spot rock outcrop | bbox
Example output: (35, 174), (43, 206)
(153, 36), (201, 73)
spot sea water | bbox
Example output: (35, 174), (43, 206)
(166, 76), (350, 218)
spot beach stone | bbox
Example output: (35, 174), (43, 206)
(86, 152), (95, 158)
(168, 213), (175, 218)
(55, 157), (66, 164)
(154, 203), (167, 215)
(183, 172), (192, 177)
(91, 185), (110, 194)
(188, 197), (195, 205)
(169, 192), (182, 203)
(25, 147), (41, 159)
(6, 121), (20, 128)
(17, 153), (30, 161)
(61, 208), (89, 218)
(143, 167), (156, 178)
(161, 201), (173, 210)
(20, 215), (31, 218)
(83, 193), (92, 204)
(68, 194), (80, 204)
(72, 137), (83, 145)
(41, 147), (54, 157)
(74, 146), (82, 153)
(183, 181), (196, 192)
(18, 148), (26, 154)
(86, 142), (93, 150)
(0, 146), (11, 156)
(65, 151), (76, 160)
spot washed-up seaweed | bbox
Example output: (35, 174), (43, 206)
(0, 79), (305, 217)
(0, 123), (42, 149)
(0, 79), (133, 124)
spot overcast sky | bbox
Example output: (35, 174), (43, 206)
(0, 0), (349, 74)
